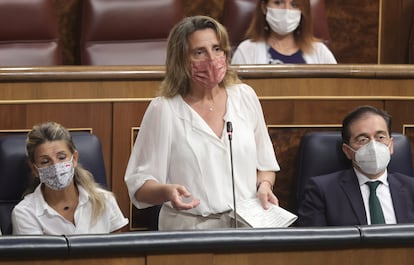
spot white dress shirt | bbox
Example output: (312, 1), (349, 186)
(356, 169), (397, 224)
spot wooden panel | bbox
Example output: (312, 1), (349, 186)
(0, 257), (145, 265)
(384, 100), (414, 169)
(55, 0), (81, 65)
(379, 0), (414, 63)
(148, 254), (214, 265)
(112, 102), (151, 226)
(1, 246), (414, 265)
(261, 99), (384, 124)
(326, 0), (379, 63)
(385, 100), (414, 132)
(403, 126), (414, 169)
(182, 0), (223, 19)
(213, 247), (414, 265)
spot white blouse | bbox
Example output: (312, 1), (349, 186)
(12, 185), (128, 235)
(231, 39), (337, 64)
(125, 83), (280, 216)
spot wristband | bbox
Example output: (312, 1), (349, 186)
(256, 180), (274, 191)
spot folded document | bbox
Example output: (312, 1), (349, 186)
(230, 197), (297, 228)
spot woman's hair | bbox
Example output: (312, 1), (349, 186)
(26, 121), (107, 224)
(245, 0), (315, 53)
(159, 15), (241, 98)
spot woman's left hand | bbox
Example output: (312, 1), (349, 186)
(256, 181), (279, 209)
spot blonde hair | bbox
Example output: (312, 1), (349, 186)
(159, 15), (241, 98)
(26, 121), (107, 225)
(245, 0), (315, 53)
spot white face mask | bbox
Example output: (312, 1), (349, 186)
(36, 156), (75, 190)
(347, 140), (391, 175)
(266, 8), (301, 36)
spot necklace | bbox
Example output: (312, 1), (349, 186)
(186, 95), (215, 112)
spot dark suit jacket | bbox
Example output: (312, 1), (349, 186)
(297, 168), (414, 226)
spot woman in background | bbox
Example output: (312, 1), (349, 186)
(231, 0), (336, 64)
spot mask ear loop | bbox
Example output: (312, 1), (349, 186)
(385, 140), (392, 148)
(67, 155), (74, 163)
(344, 143), (357, 153)
(343, 143), (359, 168)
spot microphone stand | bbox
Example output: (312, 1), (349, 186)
(226, 121), (237, 228)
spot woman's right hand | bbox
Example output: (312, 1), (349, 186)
(167, 184), (200, 210)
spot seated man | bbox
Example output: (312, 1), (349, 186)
(297, 105), (414, 226)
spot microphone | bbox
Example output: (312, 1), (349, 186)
(227, 121), (233, 141)
(226, 121), (237, 228)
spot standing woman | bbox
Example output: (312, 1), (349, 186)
(125, 16), (280, 230)
(231, 0), (336, 64)
(12, 121), (128, 235)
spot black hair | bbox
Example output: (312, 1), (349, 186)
(341, 105), (392, 144)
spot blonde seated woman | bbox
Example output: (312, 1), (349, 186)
(12, 122), (128, 235)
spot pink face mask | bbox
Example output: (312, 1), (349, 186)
(191, 55), (227, 89)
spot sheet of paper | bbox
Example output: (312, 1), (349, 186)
(231, 197), (297, 228)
